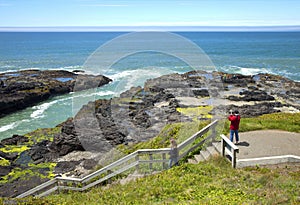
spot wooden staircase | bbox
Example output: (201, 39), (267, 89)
(188, 141), (222, 164)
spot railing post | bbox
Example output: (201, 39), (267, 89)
(162, 153), (167, 170)
(221, 138), (225, 156)
(211, 124), (217, 142)
(135, 154), (140, 173)
(232, 150), (237, 168)
(149, 154), (153, 171)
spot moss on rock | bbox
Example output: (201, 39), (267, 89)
(177, 106), (213, 120)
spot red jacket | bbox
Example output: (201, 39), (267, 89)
(228, 114), (240, 130)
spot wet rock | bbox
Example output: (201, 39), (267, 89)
(0, 151), (18, 161)
(1, 135), (29, 146)
(0, 70), (112, 117)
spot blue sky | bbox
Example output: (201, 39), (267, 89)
(0, 0), (300, 30)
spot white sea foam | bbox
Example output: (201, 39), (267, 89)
(220, 65), (271, 76)
(0, 119), (30, 132)
(72, 91), (115, 100)
(30, 100), (58, 119)
(0, 122), (18, 132)
(30, 95), (74, 119)
(109, 67), (176, 95)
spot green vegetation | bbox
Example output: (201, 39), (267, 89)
(15, 156), (300, 205)
(25, 127), (62, 145)
(0, 159), (10, 166)
(0, 162), (57, 184)
(0, 127), (61, 185)
(222, 113), (300, 134)
(118, 120), (210, 154)
(0, 145), (29, 153)
(177, 106), (213, 120)
(1, 112), (299, 204)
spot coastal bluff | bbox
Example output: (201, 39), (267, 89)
(0, 70), (112, 117)
(0, 70), (299, 197)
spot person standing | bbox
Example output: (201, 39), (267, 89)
(169, 138), (179, 168)
(228, 110), (241, 144)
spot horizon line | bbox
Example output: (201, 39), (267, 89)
(1, 25), (300, 32)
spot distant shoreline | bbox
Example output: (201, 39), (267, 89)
(1, 26), (300, 32)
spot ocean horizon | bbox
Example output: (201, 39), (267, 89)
(0, 31), (299, 140)
(1, 25), (300, 32)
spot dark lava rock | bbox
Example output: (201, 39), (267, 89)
(0, 151), (18, 161)
(0, 70), (112, 117)
(212, 102), (283, 118)
(0, 175), (48, 198)
(49, 133), (85, 156)
(228, 89), (275, 101)
(28, 133), (85, 163)
(0, 165), (14, 177)
(54, 160), (82, 174)
(1, 134), (29, 146)
(28, 140), (52, 162)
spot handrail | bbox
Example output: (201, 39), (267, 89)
(220, 134), (239, 168)
(16, 120), (219, 198)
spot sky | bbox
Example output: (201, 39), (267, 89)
(0, 0), (300, 31)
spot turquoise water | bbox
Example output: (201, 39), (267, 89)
(0, 32), (299, 139)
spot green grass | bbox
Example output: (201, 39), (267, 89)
(1, 113), (300, 204)
(14, 156), (300, 205)
(118, 120), (210, 155)
(223, 112), (300, 135)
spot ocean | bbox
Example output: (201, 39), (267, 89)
(0, 31), (299, 140)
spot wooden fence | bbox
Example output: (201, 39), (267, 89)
(220, 134), (239, 168)
(16, 120), (219, 198)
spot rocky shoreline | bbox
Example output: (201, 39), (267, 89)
(0, 70), (299, 197)
(0, 69), (112, 117)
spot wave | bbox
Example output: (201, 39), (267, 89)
(0, 122), (19, 132)
(107, 67), (178, 93)
(0, 65), (84, 74)
(0, 119), (30, 132)
(30, 101), (58, 119)
(73, 90), (115, 99)
(30, 90), (115, 119)
(219, 65), (272, 76)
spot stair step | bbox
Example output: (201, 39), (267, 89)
(194, 154), (205, 163)
(206, 146), (219, 156)
(188, 158), (198, 164)
(200, 150), (211, 160)
(212, 142), (222, 153)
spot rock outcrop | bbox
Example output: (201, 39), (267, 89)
(0, 70), (112, 117)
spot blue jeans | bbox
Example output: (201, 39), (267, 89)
(230, 129), (239, 143)
(169, 158), (178, 168)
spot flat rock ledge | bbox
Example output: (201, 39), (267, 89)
(0, 69), (112, 117)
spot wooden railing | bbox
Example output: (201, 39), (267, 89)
(220, 134), (239, 168)
(16, 120), (219, 198)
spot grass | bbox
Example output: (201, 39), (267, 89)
(118, 120), (210, 155)
(222, 112), (300, 135)
(1, 112), (300, 204)
(13, 156), (300, 205)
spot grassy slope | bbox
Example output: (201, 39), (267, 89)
(4, 113), (300, 204)
(20, 157), (300, 204)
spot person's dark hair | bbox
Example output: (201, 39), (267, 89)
(234, 110), (239, 114)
